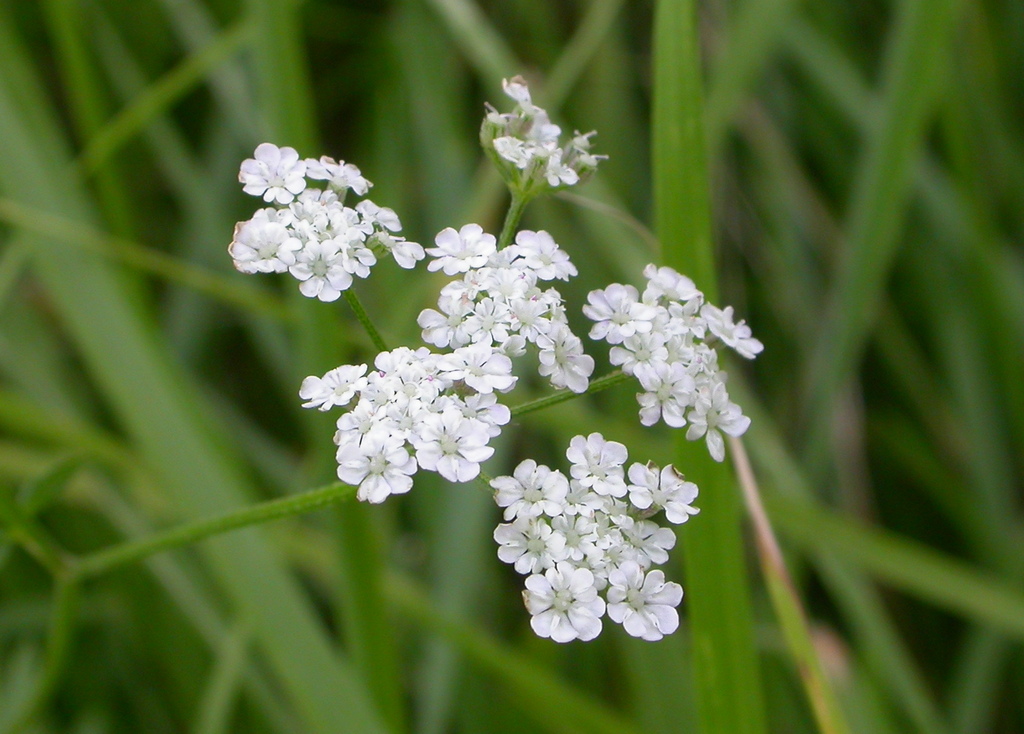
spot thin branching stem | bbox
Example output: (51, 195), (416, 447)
(510, 370), (630, 417)
(343, 289), (389, 352)
(496, 191), (529, 250)
(76, 482), (357, 579)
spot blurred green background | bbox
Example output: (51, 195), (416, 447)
(1, 0), (1022, 732)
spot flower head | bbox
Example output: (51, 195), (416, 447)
(481, 76), (606, 199)
(491, 438), (692, 642)
(584, 264), (761, 462)
(231, 144), (418, 299)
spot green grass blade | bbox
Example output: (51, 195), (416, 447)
(652, 2), (767, 733)
(946, 628), (1010, 734)
(423, 0), (520, 87)
(0, 244), (30, 316)
(0, 9), (386, 732)
(153, 0), (258, 140)
(733, 440), (851, 734)
(387, 573), (642, 734)
(544, 0), (625, 107)
(94, 484), (302, 734)
(801, 0), (965, 463)
(706, 0), (802, 157)
(818, 558), (947, 734)
(334, 502), (405, 734)
(739, 380), (1024, 640)
(765, 492), (1024, 641)
(78, 18), (254, 174)
(39, 0), (134, 239)
(242, 4), (405, 730)
(191, 621), (250, 734)
(0, 199), (289, 322)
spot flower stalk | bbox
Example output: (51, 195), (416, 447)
(76, 482), (357, 579)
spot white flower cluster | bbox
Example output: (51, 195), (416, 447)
(230, 81), (767, 645)
(418, 225), (594, 393)
(584, 265), (764, 462)
(492, 433), (697, 642)
(230, 143), (424, 301)
(481, 77), (605, 197)
(300, 345), (516, 502)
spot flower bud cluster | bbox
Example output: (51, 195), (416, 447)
(230, 143), (423, 301)
(491, 433), (697, 642)
(419, 226), (594, 393)
(584, 265), (764, 462)
(480, 77), (605, 199)
(300, 345), (516, 502)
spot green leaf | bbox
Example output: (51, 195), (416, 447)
(17, 455), (86, 518)
(652, 2), (767, 733)
(0, 8), (386, 732)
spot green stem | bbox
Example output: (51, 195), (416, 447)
(496, 191), (529, 250)
(76, 482), (357, 579)
(343, 289), (389, 352)
(509, 370), (630, 417)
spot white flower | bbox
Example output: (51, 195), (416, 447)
(461, 297), (514, 347)
(502, 76), (535, 109)
(608, 331), (669, 376)
(627, 463), (699, 524)
(442, 344), (517, 394)
(512, 230), (577, 281)
(426, 224), (496, 275)
(493, 137), (532, 169)
(634, 362), (696, 428)
(483, 78), (601, 196)
(606, 561), (682, 641)
(642, 264), (702, 305)
(452, 392), (510, 437)
(335, 401), (384, 446)
(304, 156), (371, 195)
(288, 189), (338, 240)
(686, 379), (750, 462)
(561, 479), (607, 517)
(544, 149), (579, 187)
(412, 409), (494, 482)
(336, 433), (417, 504)
(523, 563), (605, 643)
(509, 297), (552, 342)
(549, 514), (601, 564)
(299, 364), (368, 411)
(584, 284), (659, 345)
(492, 460), (570, 521)
(356, 200), (401, 232)
(229, 210), (301, 273)
(536, 322), (594, 393)
(566, 433), (628, 498)
(239, 143), (307, 204)
(700, 303), (764, 359)
(379, 234), (424, 269)
(567, 131), (605, 170)
(494, 516), (567, 574)
(622, 520), (676, 566)
(288, 239), (353, 301)
(418, 306), (462, 348)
